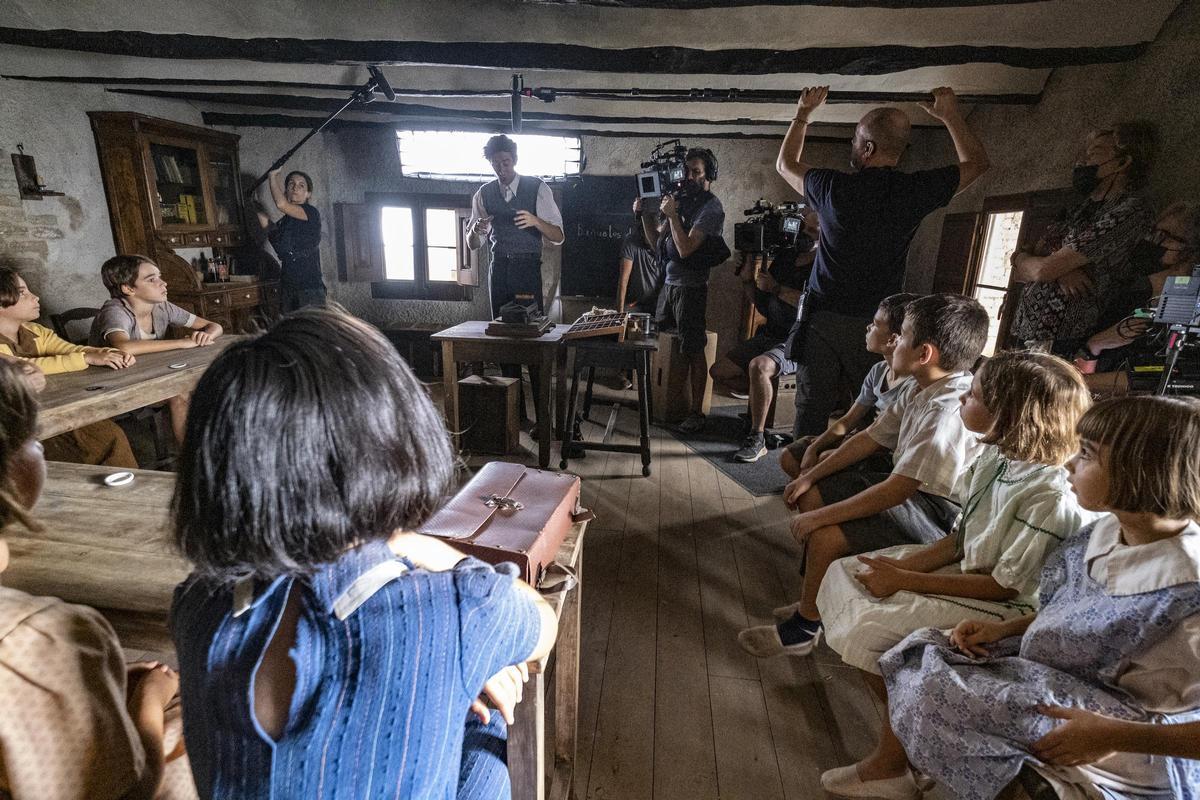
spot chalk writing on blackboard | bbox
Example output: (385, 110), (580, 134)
(575, 223), (626, 240)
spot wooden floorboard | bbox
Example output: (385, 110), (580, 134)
(571, 395), (891, 800)
(653, 430), (719, 800)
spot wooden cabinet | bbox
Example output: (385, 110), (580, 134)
(89, 112), (278, 331)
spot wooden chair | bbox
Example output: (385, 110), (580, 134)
(48, 307), (174, 469)
(49, 307), (101, 345)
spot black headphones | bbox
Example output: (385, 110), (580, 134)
(686, 147), (718, 182)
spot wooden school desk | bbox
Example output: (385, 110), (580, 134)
(35, 337), (238, 439)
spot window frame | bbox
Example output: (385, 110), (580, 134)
(368, 191), (474, 302)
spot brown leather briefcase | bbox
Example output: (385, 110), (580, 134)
(419, 462), (590, 586)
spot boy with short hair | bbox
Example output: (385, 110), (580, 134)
(740, 293), (990, 656)
(780, 292), (919, 478)
(90, 255), (223, 443)
(0, 267), (138, 468)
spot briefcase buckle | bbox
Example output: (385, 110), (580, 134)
(482, 494), (524, 513)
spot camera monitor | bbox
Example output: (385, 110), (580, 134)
(782, 217), (802, 235)
(637, 171), (662, 199)
(1155, 266), (1200, 327)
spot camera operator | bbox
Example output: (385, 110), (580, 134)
(636, 148), (728, 435)
(776, 86), (990, 439)
(711, 211), (819, 462)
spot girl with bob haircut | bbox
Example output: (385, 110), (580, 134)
(815, 351), (1096, 799)
(0, 360), (196, 799)
(170, 306), (557, 800)
(884, 395), (1200, 800)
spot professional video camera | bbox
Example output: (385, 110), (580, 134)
(636, 139), (689, 199)
(734, 198), (810, 254)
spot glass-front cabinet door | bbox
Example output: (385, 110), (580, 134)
(147, 140), (209, 228)
(206, 147), (242, 229)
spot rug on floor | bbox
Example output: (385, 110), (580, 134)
(662, 404), (790, 496)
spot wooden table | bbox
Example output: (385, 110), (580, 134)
(6, 462), (588, 800)
(36, 338), (238, 439)
(432, 322), (567, 469)
(2, 462), (186, 650)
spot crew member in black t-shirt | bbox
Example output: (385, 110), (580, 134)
(257, 168), (326, 312)
(615, 223), (663, 314)
(635, 149), (727, 435)
(776, 86), (991, 437)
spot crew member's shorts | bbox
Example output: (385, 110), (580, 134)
(656, 283), (708, 355)
(726, 331), (797, 376)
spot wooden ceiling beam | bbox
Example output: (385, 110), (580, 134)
(0, 27), (1148, 76)
(4, 74), (1040, 105)
(198, 111), (824, 141)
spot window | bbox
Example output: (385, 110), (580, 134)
(397, 130), (581, 181)
(971, 211), (1024, 356)
(338, 192), (473, 301)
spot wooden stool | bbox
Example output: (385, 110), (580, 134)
(560, 338), (656, 477)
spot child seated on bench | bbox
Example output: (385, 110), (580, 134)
(0, 359), (196, 799)
(884, 396), (1200, 800)
(90, 255), (223, 443)
(0, 267), (137, 468)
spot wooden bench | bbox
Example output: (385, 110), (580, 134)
(383, 322), (443, 378)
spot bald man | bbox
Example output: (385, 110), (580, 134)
(775, 86), (990, 440)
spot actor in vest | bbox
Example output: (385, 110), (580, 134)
(466, 135), (565, 317)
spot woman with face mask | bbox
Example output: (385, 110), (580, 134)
(1076, 202), (1200, 394)
(1008, 123), (1157, 356)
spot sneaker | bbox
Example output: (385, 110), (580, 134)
(771, 601), (803, 622)
(820, 764), (923, 799)
(734, 432), (768, 463)
(736, 618), (823, 658)
(677, 412), (706, 434)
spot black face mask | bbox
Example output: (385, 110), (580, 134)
(1071, 164), (1100, 195)
(1128, 238), (1168, 276)
(1072, 156), (1121, 195)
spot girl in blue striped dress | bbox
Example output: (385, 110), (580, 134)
(170, 307), (557, 799)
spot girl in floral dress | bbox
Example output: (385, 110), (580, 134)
(883, 395), (1200, 800)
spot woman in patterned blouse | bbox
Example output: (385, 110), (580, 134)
(1009, 123), (1156, 356)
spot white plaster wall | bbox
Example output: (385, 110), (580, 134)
(903, 0), (1200, 292)
(0, 76), (206, 316)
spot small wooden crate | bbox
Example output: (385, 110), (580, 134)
(765, 372), (798, 430)
(459, 375), (520, 455)
(650, 330), (718, 424)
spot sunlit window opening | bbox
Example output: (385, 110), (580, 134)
(381, 206), (415, 280)
(973, 211), (1024, 356)
(397, 130), (582, 181)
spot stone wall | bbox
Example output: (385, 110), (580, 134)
(0, 76), (206, 314)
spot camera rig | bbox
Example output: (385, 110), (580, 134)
(1146, 265), (1200, 395)
(734, 198), (810, 255)
(636, 139), (690, 199)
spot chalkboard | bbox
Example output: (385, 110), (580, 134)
(560, 175), (640, 298)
